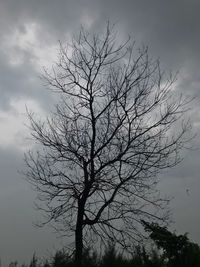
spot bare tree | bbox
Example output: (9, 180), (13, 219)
(25, 24), (191, 265)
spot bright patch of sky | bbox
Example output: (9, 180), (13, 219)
(3, 22), (58, 69)
(0, 98), (44, 150)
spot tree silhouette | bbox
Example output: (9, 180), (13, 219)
(142, 220), (200, 266)
(25, 23), (191, 265)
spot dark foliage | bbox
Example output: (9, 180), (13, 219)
(143, 220), (200, 267)
(8, 235), (200, 267)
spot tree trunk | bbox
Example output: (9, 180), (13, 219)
(75, 205), (84, 266)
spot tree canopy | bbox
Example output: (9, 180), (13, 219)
(25, 23), (191, 264)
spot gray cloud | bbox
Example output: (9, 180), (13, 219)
(0, 146), (64, 265)
(0, 0), (99, 38)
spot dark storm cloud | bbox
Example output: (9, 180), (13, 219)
(98, 0), (200, 101)
(1, 0), (199, 109)
(1, 0), (200, 70)
(98, 0), (200, 65)
(0, 0), (102, 111)
(0, 0), (99, 38)
(85, 0), (200, 108)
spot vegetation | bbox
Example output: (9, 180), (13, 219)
(142, 220), (200, 266)
(8, 225), (200, 267)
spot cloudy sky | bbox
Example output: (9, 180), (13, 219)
(0, 0), (200, 265)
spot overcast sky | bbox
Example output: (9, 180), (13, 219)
(0, 0), (200, 265)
